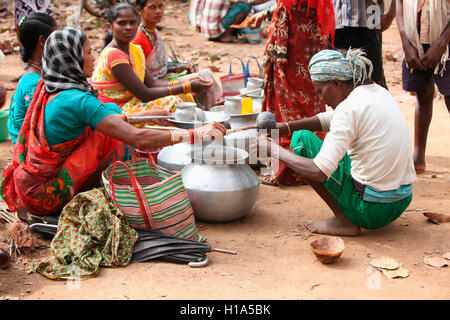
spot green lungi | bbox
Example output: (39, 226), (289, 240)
(290, 130), (412, 230)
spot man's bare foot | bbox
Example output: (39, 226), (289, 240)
(306, 217), (361, 237)
(413, 151), (426, 173)
(414, 162), (426, 173)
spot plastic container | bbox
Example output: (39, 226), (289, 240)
(241, 97), (253, 114)
(0, 110), (9, 141)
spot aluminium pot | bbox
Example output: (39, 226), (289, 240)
(180, 146), (260, 222)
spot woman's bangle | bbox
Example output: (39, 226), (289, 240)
(122, 113), (128, 122)
(168, 80), (179, 86)
(188, 129), (195, 144)
(285, 122), (291, 135)
(168, 86), (173, 95)
(169, 130), (175, 145)
(182, 81), (192, 94)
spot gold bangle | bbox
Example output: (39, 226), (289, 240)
(285, 122), (291, 135)
(169, 130), (175, 145)
(187, 81), (191, 93)
(182, 81), (191, 94)
(168, 86), (173, 95)
(169, 80), (179, 86)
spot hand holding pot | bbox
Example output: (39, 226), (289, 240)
(191, 78), (213, 93)
(195, 121), (227, 142)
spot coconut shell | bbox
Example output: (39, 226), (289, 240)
(0, 248), (11, 270)
(310, 237), (345, 264)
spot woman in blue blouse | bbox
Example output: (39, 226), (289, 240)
(7, 12), (56, 144)
(1, 27), (226, 216)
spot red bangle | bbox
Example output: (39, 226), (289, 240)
(188, 129), (195, 144)
(122, 113), (128, 122)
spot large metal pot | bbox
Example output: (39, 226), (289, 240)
(181, 146), (260, 222)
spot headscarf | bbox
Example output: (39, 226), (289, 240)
(308, 48), (374, 84)
(42, 27), (96, 94)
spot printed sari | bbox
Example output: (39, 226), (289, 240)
(132, 27), (223, 110)
(91, 42), (194, 114)
(262, 0), (334, 185)
(0, 80), (120, 216)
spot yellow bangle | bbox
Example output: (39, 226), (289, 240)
(168, 80), (179, 86)
(187, 81), (191, 93)
(168, 86), (173, 95)
(182, 81), (192, 94)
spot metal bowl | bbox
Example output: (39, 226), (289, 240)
(157, 140), (230, 172)
(157, 142), (194, 172)
(210, 105), (259, 129)
(169, 111), (230, 129)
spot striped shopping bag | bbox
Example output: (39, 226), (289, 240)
(102, 159), (205, 242)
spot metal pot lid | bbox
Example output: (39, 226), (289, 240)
(189, 145), (249, 165)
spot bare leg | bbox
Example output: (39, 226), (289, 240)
(413, 84), (435, 173)
(217, 11), (249, 43)
(306, 180), (361, 236)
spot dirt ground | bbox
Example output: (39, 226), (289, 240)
(0, 1), (449, 301)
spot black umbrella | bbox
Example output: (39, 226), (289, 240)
(30, 224), (236, 267)
(132, 228), (236, 267)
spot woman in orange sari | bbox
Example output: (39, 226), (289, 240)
(131, 0), (223, 110)
(0, 27), (226, 217)
(248, 0), (335, 185)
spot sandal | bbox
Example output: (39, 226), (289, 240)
(259, 175), (280, 186)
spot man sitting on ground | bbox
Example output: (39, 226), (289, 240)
(255, 49), (417, 236)
(195, 0), (269, 43)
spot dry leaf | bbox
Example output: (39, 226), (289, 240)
(370, 257), (400, 270)
(230, 17), (250, 29)
(423, 256), (449, 268)
(443, 252), (450, 260)
(381, 265), (409, 279)
(423, 212), (450, 224)
(207, 65), (220, 72)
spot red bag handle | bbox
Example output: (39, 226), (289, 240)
(130, 148), (156, 164)
(108, 160), (154, 229)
